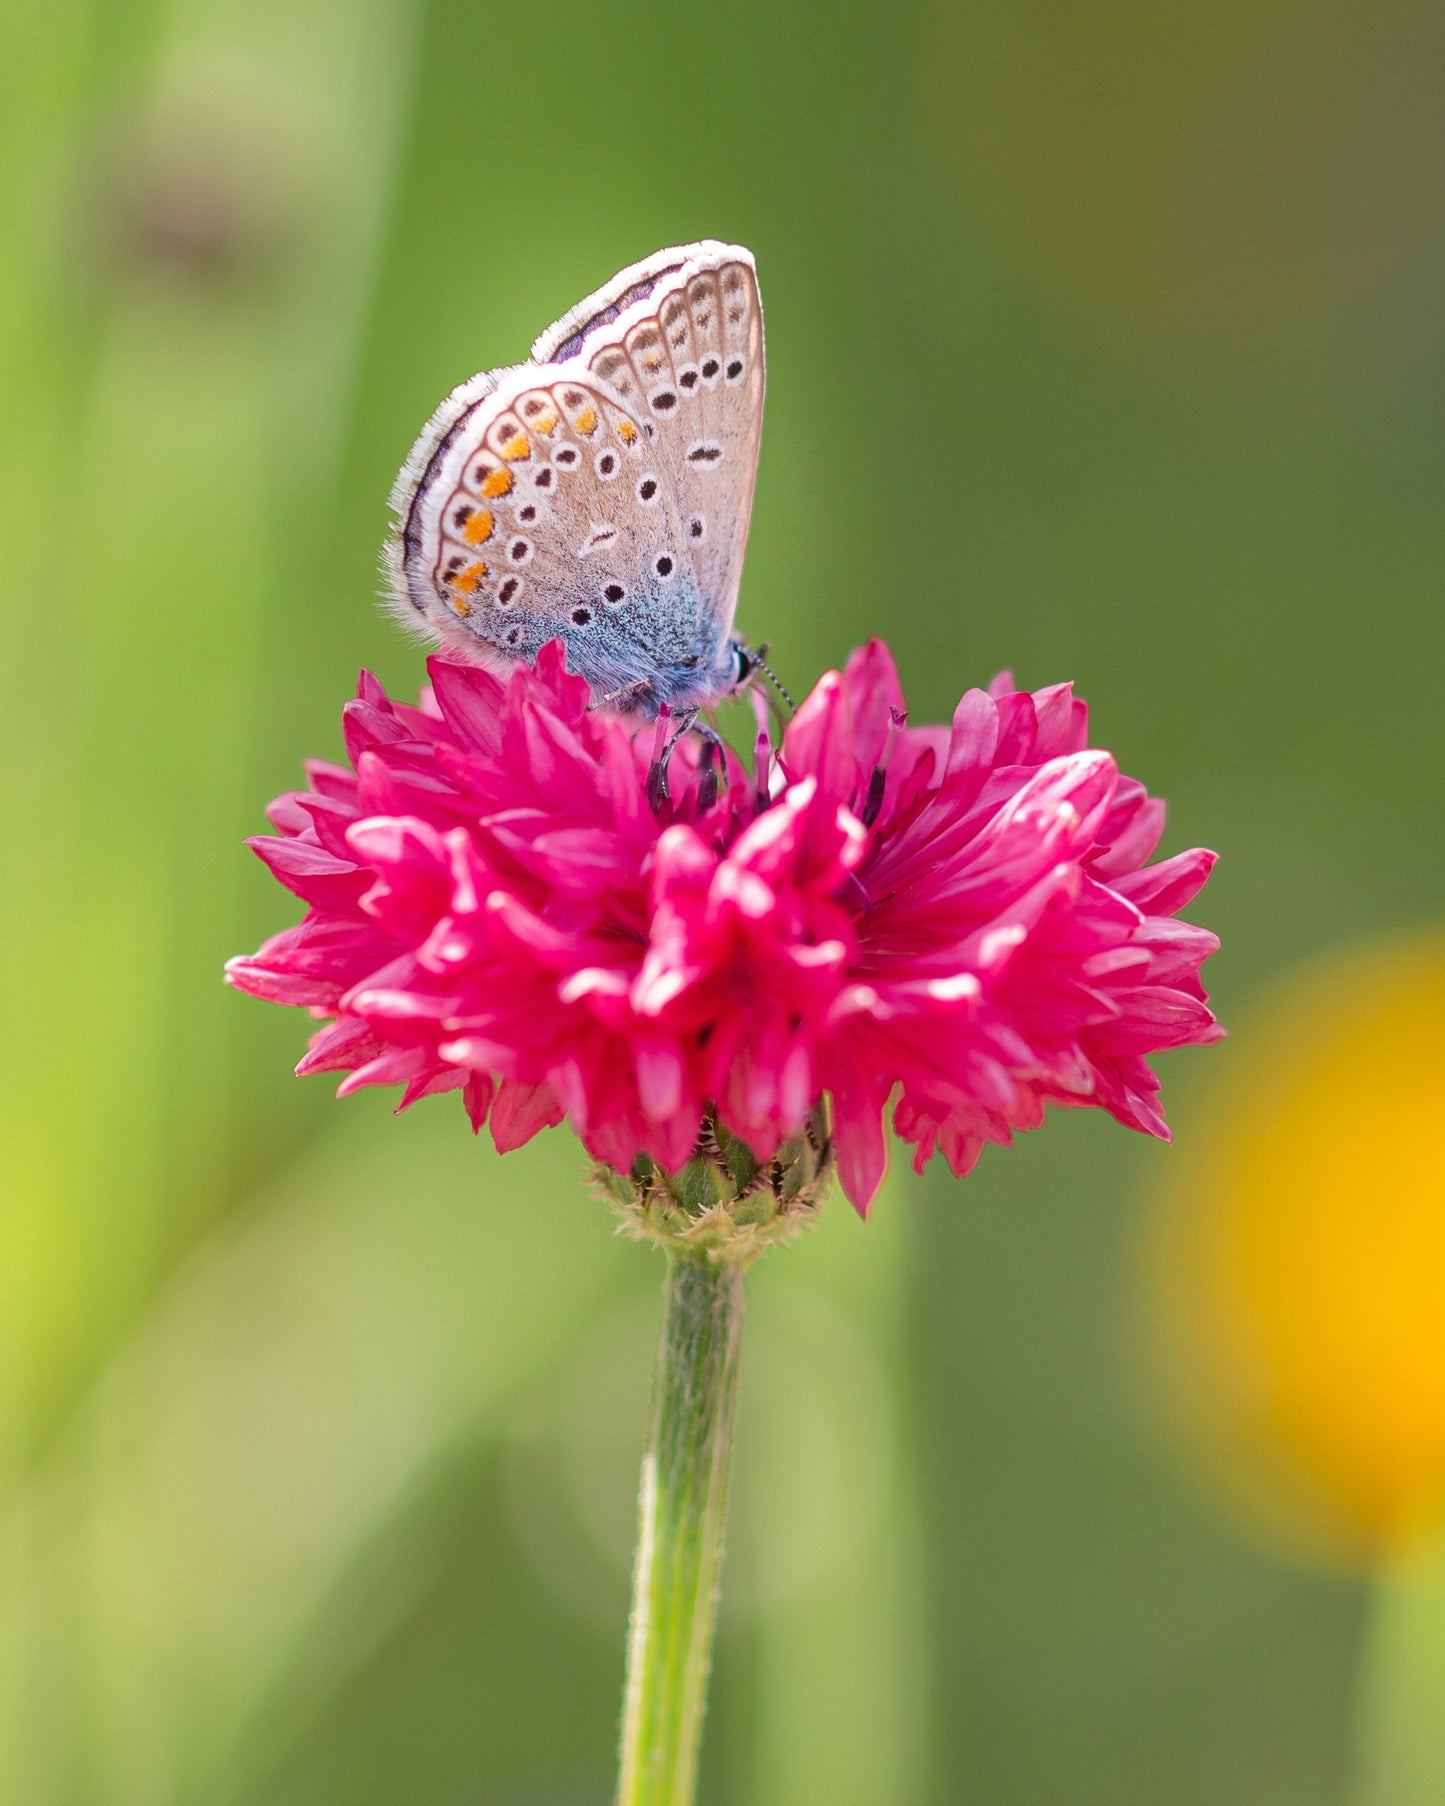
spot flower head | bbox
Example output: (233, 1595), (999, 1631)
(227, 639), (1220, 1212)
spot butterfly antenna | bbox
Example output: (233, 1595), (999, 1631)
(750, 642), (795, 714)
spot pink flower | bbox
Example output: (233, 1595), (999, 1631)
(227, 640), (1221, 1213)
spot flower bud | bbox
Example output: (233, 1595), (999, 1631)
(597, 1106), (834, 1265)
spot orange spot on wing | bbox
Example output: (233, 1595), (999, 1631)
(453, 561), (487, 593)
(616, 418), (638, 444)
(463, 507), (494, 545)
(532, 413), (557, 435)
(452, 596), (472, 616)
(480, 468), (513, 499)
(574, 404), (598, 435)
(501, 432), (530, 461)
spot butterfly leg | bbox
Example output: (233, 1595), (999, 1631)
(664, 707), (707, 760)
(646, 706), (692, 808)
(646, 705), (726, 809)
(591, 677), (656, 715)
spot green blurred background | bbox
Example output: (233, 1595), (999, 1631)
(3, 0), (1445, 1800)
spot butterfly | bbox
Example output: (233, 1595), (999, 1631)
(384, 240), (766, 719)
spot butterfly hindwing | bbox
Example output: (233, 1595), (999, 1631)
(391, 366), (718, 700)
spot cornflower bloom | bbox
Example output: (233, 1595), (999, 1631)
(228, 636), (1220, 1211)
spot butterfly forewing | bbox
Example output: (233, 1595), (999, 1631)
(530, 245), (694, 366)
(540, 245), (765, 653)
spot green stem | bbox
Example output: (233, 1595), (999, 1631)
(616, 1251), (746, 1806)
(1352, 1549), (1445, 1806)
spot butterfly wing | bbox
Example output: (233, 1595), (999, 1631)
(531, 241), (765, 661)
(387, 364), (716, 706)
(387, 242), (765, 713)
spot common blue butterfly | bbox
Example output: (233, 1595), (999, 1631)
(385, 241), (765, 718)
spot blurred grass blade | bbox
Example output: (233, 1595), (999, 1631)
(0, 0), (424, 1461)
(0, 1109), (634, 1806)
(1352, 1548), (1445, 1806)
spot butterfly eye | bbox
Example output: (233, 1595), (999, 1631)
(725, 357), (745, 383)
(497, 577), (521, 605)
(655, 555), (674, 580)
(700, 356), (720, 381)
(596, 450), (619, 481)
(507, 538), (533, 565)
(689, 516), (705, 540)
(677, 365), (700, 391)
(603, 583), (627, 605)
(535, 467), (553, 489)
(637, 476), (659, 504)
(570, 606), (592, 626)
(554, 447), (579, 470)
(649, 389), (678, 414)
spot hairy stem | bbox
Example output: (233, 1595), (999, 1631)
(616, 1251), (746, 1806)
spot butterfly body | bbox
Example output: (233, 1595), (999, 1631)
(385, 242), (765, 716)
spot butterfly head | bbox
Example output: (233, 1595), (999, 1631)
(726, 638), (793, 712)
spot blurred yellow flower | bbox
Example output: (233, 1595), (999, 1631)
(1146, 934), (1445, 1563)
